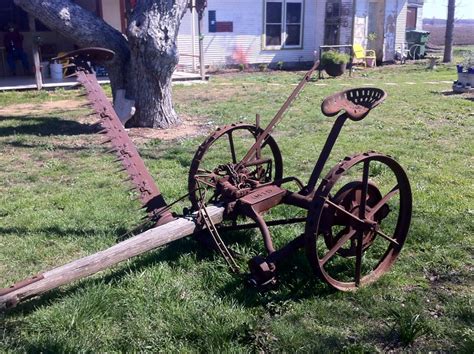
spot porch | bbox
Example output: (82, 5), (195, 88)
(0, 71), (207, 91)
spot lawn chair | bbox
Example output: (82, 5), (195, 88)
(352, 44), (377, 67)
(56, 52), (71, 76)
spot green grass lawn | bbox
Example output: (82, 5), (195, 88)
(0, 59), (473, 352)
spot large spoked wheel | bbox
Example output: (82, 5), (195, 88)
(188, 123), (283, 210)
(305, 152), (412, 291)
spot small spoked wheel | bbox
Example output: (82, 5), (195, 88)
(305, 152), (412, 291)
(322, 180), (387, 258)
(408, 44), (422, 60)
(188, 123), (283, 210)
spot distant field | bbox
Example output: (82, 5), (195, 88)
(423, 24), (474, 46)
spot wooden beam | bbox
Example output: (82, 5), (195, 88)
(198, 11), (205, 81)
(0, 205), (224, 310)
(28, 13), (43, 90)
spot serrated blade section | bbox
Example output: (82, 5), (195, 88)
(77, 72), (170, 219)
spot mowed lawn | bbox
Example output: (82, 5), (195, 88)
(0, 57), (472, 351)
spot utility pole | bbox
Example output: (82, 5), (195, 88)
(443, 0), (456, 63)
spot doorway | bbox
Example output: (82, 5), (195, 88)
(324, 0), (341, 45)
(367, 0), (384, 61)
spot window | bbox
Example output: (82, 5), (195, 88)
(264, 0), (303, 49)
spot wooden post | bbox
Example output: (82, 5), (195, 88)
(191, 0), (197, 71)
(28, 13), (43, 90)
(0, 206), (224, 310)
(198, 11), (205, 80)
(32, 43), (42, 90)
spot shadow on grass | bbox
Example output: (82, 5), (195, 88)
(439, 90), (474, 102)
(0, 115), (99, 137)
(6, 140), (94, 152)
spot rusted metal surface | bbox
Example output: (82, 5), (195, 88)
(63, 48), (173, 223)
(188, 75), (412, 291)
(321, 87), (387, 121)
(237, 60), (320, 168)
(305, 152), (412, 291)
(188, 123), (283, 212)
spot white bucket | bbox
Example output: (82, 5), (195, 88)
(40, 61), (49, 78)
(50, 63), (63, 80)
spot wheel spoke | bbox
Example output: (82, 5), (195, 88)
(194, 174), (217, 188)
(321, 228), (356, 266)
(228, 132), (237, 164)
(367, 184), (399, 217)
(197, 168), (213, 174)
(354, 231), (363, 286)
(323, 197), (365, 225)
(375, 228), (400, 246)
(359, 160), (370, 219)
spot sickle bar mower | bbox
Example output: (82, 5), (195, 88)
(0, 48), (411, 310)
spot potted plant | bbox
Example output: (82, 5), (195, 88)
(366, 32), (378, 67)
(321, 50), (350, 77)
(453, 51), (474, 93)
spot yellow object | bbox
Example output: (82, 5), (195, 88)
(56, 52), (70, 76)
(352, 44), (377, 67)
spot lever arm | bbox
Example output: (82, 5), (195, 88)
(236, 60), (320, 169)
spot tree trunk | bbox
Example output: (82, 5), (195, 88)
(14, 0), (189, 128)
(443, 0), (456, 63)
(126, 0), (188, 128)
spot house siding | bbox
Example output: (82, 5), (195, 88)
(353, 0), (368, 48)
(101, 0), (122, 32)
(383, 0), (407, 62)
(178, 0), (325, 68)
(395, 1), (408, 55)
(95, 0), (414, 67)
(415, 6), (423, 30)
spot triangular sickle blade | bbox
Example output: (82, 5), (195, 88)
(75, 70), (171, 222)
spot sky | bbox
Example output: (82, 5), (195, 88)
(423, 0), (474, 19)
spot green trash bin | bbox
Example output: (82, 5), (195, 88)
(406, 30), (430, 59)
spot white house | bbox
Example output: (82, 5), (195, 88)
(178, 0), (322, 68)
(178, 0), (419, 67)
(0, 0), (423, 78)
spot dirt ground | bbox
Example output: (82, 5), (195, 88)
(126, 114), (211, 143)
(0, 99), (211, 143)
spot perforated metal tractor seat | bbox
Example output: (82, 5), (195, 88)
(321, 87), (387, 121)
